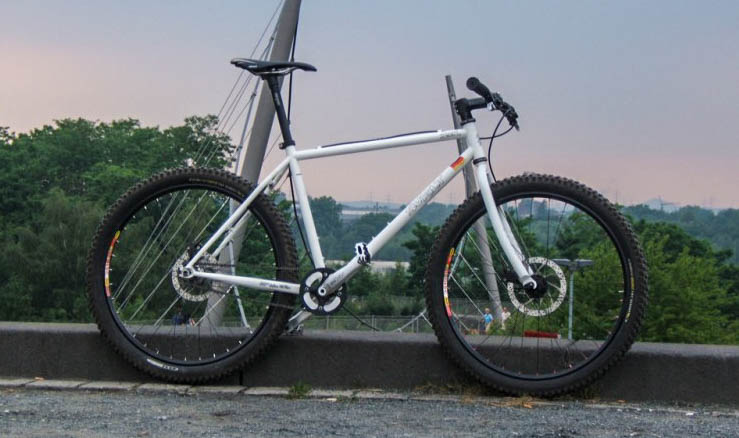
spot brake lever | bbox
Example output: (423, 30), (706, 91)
(489, 94), (519, 130)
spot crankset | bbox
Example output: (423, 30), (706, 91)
(300, 267), (347, 315)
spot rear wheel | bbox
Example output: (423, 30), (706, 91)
(86, 168), (298, 382)
(425, 173), (647, 396)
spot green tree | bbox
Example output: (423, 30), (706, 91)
(402, 223), (439, 298)
(624, 204), (739, 264)
(632, 221), (739, 344)
(639, 238), (736, 343)
(0, 189), (103, 321)
(0, 116), (234, 322)
(308, 196), (343, 258)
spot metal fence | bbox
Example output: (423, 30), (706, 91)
(300, 314), (434, 333)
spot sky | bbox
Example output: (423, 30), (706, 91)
(2, 0), (738, 208)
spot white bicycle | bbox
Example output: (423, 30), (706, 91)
(87, 58), (647, 396)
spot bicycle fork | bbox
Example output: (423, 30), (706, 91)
(463, 122), (536, 290)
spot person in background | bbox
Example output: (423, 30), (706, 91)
(483, 308), (494, 333)
(501, 307), (511, 330)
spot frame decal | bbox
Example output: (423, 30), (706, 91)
(105, 230), (121, 297)
(450, 156), (465, 171)
(443, 248), (455, 317)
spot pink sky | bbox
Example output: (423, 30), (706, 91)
(2, 1), (738, 208)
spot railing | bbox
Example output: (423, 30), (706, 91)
(301, 314), (434, 333)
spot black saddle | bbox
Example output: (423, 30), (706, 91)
(230, 58), (317, 76)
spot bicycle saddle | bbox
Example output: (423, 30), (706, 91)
(230, 58), (317, 75)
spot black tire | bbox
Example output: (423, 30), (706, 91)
(86, 167), (298, 383)
(425, 173), (647, 396)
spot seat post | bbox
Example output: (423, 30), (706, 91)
(264, 75), (295, 148)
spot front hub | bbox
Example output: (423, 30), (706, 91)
(506, 257), (568, 317)
(525, 274), (549, 300)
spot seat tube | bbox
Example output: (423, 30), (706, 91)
(285, 146), (325, 268)
(265, 75), (296, 148)
(463, 122), (535, 287)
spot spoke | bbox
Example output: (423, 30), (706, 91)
(545, 197), (552, 261)
(469, 228), (508, 273)
(481, 227), (513, 271)
(115, 190), (215, 303)
(458, 253), (502, 303)
(117, 189), (195, 297)
(500, 205), (532, 264)
(196, 293), (229, 326)
(549, 201), (570, 256)
(228, 241), (250, 328)
(134, 294), (181, 337)
(449, 274), (485, 316)
(116, 196), (230, 311)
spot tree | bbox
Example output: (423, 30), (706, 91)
(308, 196), (343, 258)
(624, 204), (739, 264)
(0, 116), (235, 322)
(632, 221), (739, 344)
(0, 189), (102, 321)
(402, 223), (440, 298)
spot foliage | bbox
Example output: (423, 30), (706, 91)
(0, 117), (232, 322)
(0, 117), (736, 347)
(632, 221), (739, 344)
(0, 189), (102, 321)
(402, 223), (440, 297)
(624, 204), (739, 264)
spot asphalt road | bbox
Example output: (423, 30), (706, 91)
(1, 388), (738, 438)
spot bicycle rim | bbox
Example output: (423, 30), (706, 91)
(102, 183), (286, 366)
(439, 187), (634, 381)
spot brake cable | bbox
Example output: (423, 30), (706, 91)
(478, 113), (514, 183)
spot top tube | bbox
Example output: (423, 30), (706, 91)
(294, 129), (466, 161)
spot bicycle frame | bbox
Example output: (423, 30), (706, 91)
(182, 120), (535, 300)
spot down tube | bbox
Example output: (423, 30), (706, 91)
(326, 147), (475, 288)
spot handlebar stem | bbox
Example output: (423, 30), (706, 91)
(454, 97), (487, 125)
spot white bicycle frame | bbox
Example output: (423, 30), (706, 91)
(182, 120), (535, 302)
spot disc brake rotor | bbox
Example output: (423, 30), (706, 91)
(171, 251), (221, 302)
(506, 256), (567, 317)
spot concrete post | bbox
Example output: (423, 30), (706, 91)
(445, 76), (503, 322)
(204, 0), (302, 327)
(238, 0), (302, 182)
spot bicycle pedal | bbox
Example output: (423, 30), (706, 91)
(355, 242), (371, 265)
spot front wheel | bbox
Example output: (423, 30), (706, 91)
(86, 168), (298, 383)
(425, 173), (647, 396)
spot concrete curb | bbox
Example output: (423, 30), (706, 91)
(1, 323), (737, 404)
(3, 378), (739, 419)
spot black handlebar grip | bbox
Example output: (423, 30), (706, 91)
(466, 77), (494, 102)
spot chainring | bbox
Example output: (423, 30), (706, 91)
(300, 267), (347, 315)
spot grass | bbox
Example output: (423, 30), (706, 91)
(286, 381), (312, 399)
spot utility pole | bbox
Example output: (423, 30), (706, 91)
(445, 76), (503, 322)
(552, 258), (594, 340)
(204, 0), (302, 327)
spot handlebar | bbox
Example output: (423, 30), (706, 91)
(466, 77), (494, 102)
(465, 77), (519, 130)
